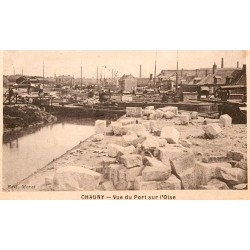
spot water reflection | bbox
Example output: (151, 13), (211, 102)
(3, 118), (95, 188)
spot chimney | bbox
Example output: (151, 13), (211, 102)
(140, 64), (142, 78)
(150, 74), (153, 80)
(213, 63), (217, 74)
(237, 61), (239, 68)
(205, 69), (208, 76)
(243, 64), (246, 72)
(221, 58), (224, 68)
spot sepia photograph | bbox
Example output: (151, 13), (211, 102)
(1, 50), (248, 195)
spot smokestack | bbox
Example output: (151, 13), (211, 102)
(237, 61), (239, 68)
(221, 58), (224, 68)
(213, 62), (217, 74)
(140, 64), (142, 78)
(150, 74), (153, 80)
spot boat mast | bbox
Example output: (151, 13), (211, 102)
(43, 61), (44, 88)
(175, 50), (179, 90)
(81, 62), (82, 89)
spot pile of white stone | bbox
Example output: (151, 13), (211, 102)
(46, 106), (246, 191)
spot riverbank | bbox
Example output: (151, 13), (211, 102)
(3, 104), (57, 137)
(7, 106), (247, 191)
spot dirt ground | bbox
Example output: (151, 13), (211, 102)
(8, 115), (247, 191)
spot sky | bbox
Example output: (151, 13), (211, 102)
(3, 50), (246, 78)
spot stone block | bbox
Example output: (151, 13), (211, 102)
(158, 146), (184, 166)
(111, 121), (132, 136)
(202, 155), (228, 163)
(119, 118), (136, 126)
(91, 133), (104, 142)
(170, 152), (196, 176)
(204, 118), (220, 125)
(142, 109), (155, 116)
(179, 167), (196, 189)
(160, 126), (180, 144)
(163, 111), (175, 119)
(53, 166), (102, 191)
(95, 120), (106, 135)
(191, 111), (198, 119)
(126, 166), (144, 182)
(126, 107), (142, 117)
(227, 151), (244, 161)
(142, 136), (160, 150)
(107, 164), (123, 186)
(122, 134), (139, 146)
(155, 110), (165, 119)
(159, 106), (178, 115)
(219, 114), (232, 127)
(179, 115), (189, 125)
(101, 181), (116, 191)
(142, 166), (171, 181)
(120, 154), (143, 168)
(145, 106), (154, 110)
(141, 121), (151, 131)
(193, 162), (217, 188)
(126, 130), (138, 137)
(179, 139), (192, 148)
(107, 144), (135, 158)
(200, 179), (229, 190)
(203, 123), (222, 139)
(143, 156), (169, 168)
(134, 176), (158, 190)
(158, 175), (181, 190)
(214, 165), (247, 187)
(233, 183), (247, 190)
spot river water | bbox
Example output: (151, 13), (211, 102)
(2, 118), (95, 188)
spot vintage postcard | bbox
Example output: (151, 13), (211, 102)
(0, 50), (249, 200)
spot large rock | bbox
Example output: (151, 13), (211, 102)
(158, 175), (181, 190)
(142, 136), (160, 151)
(91, 133), (104, 142)
(111, 121), (132, 135)
(193, 162), (246, 188)
(134, 176), (158, 190)
(130, 124), (148, 134)
(227, 151), (244, 161)
(179, 139), (192, 148)
(219, 114), (232, 127)
(119, 118), (136, 126)
(160, 126), (180, 144)
(141, 121), (151, 131)
(145, 106), (154, 110)
(202, 155), (228, 163)
(204, 118), (220, 125)
(179, 115), (189, 125)
(95, 120), (106, 135)
(155, 110), (165, 119)
(179, 167), (196, 190)
(101, 181), (116, 191)
(125, 166), (144, 182)
(120, 154), (143, 168)
(163, 111), (175, 119)
(203, 123), (222, 139)
(159, 106), (178, 115)
(158, 146), (184, 166)
(53, 166), (102, 191)
(107, 144), (135, 158)
(142, 109), (155, 116)
(126, 107), (142, 117)
(101, 156), (117, 177)
(200, 179), (229, 190)
(142, 166), (171, 181)
(191, 111), (198, 119)
(193, 162), (217, 188)
(107, 164), (123, 186)
(214, 166), (247, 187)
(143, 156), (169, 168)
(170, 152), (195, 176)
(233, 183), (247, 190)
(122, 134), (139, 146)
